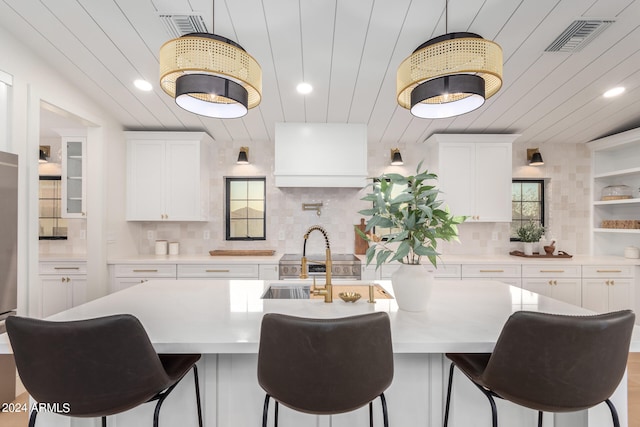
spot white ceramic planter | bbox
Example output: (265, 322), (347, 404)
(523, 242), (534, 256)
(391, 264), (434, 312)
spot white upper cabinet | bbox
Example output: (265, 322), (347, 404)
(274, 123), (367, 187)
(61, 137), (86, 218)
(424, 134), (520, 222)
(125, 131), (212, 221)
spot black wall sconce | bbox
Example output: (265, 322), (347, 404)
(390, 148), (404, 165)
(527, 148), (544, 166)
(39, 145), (50, 163)
(237, 147), (249, 164)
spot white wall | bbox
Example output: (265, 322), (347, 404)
(0, 24), (122, 316)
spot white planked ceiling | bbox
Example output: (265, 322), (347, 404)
(1, 0), (639, 145)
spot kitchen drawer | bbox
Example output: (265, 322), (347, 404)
(39, 261), (87, 275)
(177, 264), (259, 279)
(114, 264), (177, 278)
(434, 263), (461, 279)
(380, 263), (460, 279)
(462, 264), (521, 278)
(582, 265), (634, 278)
(521, 264), (581, 278)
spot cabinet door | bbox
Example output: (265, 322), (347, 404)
(41, 275), (87, 318)
(608, 278), (632, 311)
(259, 264), (280, 280)
(41, 276), (71, 318)
(474, 143), (512, 222)
(522, 278), (581, 306)
(165, 141), (202, 220)
(126, 140), (166, 220)
(70, 276), (87, 308)
(437, 143), (476, 217)
(522, 279), (552, 299)
(61, 137), (86, 218)
(582, 279), (609, 312)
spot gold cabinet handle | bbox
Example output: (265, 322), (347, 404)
(597, 269), (622, 273)
(611, 280), (615, 286)
(54, 267), (80, 270)
(540, 270), (564, 273)
(479, 269), (505, 273)
(206, 269), (231, 273)
(133, 269), (158, 273)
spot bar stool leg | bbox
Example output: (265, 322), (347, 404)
(262, 395), (270, 427)
(444, 362), (455, 427)
(605, 399), (621, 427)
(380, 393), (389, 427)
(28, 410), (37, 427)
(193, 365), (203, 427)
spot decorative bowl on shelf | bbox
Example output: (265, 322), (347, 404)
(601, 185), (632, 201)
(338, 292), (361, 303)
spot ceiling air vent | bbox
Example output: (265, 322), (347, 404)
(545, 19), (614, 53)
(159, 14), (208, 38)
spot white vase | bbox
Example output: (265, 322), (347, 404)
(523, 242), (534, 256)
(391, 264), (434, 312)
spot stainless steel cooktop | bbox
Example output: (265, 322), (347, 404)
(279, 254), (361, 280)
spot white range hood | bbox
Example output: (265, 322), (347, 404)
(274, 122), (368, 188)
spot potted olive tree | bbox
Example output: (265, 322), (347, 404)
(357, 163), (465, 311)
(516, 220), (545, 255)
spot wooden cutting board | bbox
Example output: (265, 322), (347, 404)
(209, 250), (276, 256)
(354, 218), (368, 255)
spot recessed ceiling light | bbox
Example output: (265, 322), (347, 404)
(134, 79), (153, 91)
(296, 82), (313, 95)
(603, 86), (625, 98)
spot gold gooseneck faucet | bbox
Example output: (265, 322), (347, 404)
(300, 225), (332, 303)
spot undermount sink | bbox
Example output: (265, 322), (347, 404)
(261, 281), (393, 300)
(261, 284), (311, 299)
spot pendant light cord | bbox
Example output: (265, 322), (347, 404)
(445, 0), (448, 33)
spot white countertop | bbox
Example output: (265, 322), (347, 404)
(104, 253), (640, 265)
(3, 279), (638, 354)
(107, 254), (281, 264)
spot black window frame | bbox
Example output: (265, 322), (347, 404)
(511, 179), (545, 241)
(225, 177), (267, 241)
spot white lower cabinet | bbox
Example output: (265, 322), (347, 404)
(110, 264), (177, 293)
(380, 263), (461, 280)
(259, 264), (279, 280)
(177, 264), (259, 279)
(581, 265), (634, 312)
(461, 264), (521, 287)
(40, 261), (87, 318)
(521, 264), (582, 306)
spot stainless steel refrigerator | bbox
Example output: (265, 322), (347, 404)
(0, 150), (17, 406)
(0, 150), (18, 325)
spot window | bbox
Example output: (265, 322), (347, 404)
(511, 180), (545, 240)
(225, 177), (266, 240)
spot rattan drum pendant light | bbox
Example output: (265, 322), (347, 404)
(396, 1), (502, 119)
(159, 3), (262, 118)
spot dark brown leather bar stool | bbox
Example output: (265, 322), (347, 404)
(6, 314), (203, 427)
(444, 310), (635, 427)
(258, 312), (393, 427)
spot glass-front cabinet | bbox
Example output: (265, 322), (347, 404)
(62, 137), (86, 218)
(39, 176), (67, 240)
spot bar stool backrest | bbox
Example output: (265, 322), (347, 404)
(258, 312), (393, 415)
(482, 310), (635, 412)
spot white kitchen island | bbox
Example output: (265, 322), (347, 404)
(1, 279), (638, 427)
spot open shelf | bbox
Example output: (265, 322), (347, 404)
(593, 228), (640, 234)
(594, 167), (640, 179)
(593, 198), (640, 206)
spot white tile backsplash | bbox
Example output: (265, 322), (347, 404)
(124, 137), (591, 257)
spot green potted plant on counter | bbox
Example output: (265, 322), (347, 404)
(516, 220), (545, 256)
(356, 163), (466, 311)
